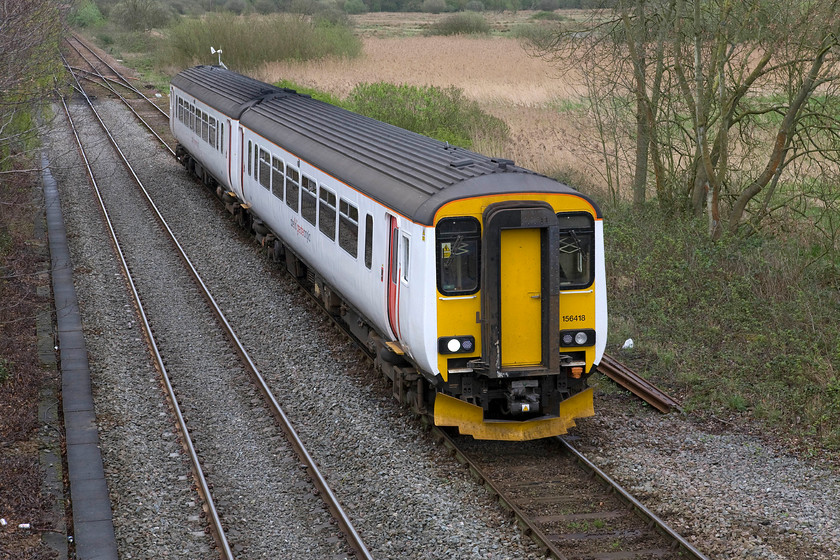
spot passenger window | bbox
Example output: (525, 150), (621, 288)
(258, 149), (270, 189)
(220, 122), (224, 152)
(338, 199), (358, 257)
(556, 212), (595, 288)
(319, 187), (337, 240)
(201, 112), (208, 143)
(301, 175), (317, 226)
(209, 116), (216, 149)
(271, 157), (284, 200)
(247, 141), (252, 176)
(189, 105), (195, 132)
(364, 214), (373, 269)
(286, 166), (299, 211)
(436, 217), (480, 295)
(401, 235), (409, 283)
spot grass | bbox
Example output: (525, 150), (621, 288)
(601, 201), (840, 449)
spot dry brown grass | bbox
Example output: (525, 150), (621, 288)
(257, 31), (607, 181)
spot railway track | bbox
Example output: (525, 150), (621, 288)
(60, 37), (704, 559)
(60, 56), (372, 559)
(598, 355), (683, 414)
(446, 432), (708, 560)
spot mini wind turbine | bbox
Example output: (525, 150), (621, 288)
(210, 47), (227, 69)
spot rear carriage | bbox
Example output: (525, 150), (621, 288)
(170, 66), (606, 440)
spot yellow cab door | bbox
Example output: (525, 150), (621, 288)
(500, 228), (542, 366)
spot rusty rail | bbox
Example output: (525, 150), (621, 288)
(599, 353), (683, 413)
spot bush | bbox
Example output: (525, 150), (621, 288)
(464, 0), (485, 10)
(531, 10), (565, 20)
(163, 13), (362, 71)
(345, 82), (508, 149)
(421, 0), (446, 13)
(109, 0), (174, 31)
(69, 0), (105, 27)
(427, 12), (490, 35)
(343, 0), (368, 13)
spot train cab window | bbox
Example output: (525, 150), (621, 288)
(258, 148), (270, 189)
(436, 217), (480, 295)
(338, 199), (358, 257)
(319, 187), (337, 240)
(286, 166), (299, 211)
(271, 157), (284, 200)
(557, 213), (594, 288)
(247, 141), (252, 176)
(364, 214), (373, 269)
(301, 175), (317, 226)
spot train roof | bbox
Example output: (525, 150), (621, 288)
(171, 66), (600, 225)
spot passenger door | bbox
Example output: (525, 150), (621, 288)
(387, 215), (400, 339)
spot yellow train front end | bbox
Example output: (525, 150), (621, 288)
(431, 191), (605, 441)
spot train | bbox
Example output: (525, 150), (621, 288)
(169, 65), (607, 441)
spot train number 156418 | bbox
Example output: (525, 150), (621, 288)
(562, 315), (586, 322)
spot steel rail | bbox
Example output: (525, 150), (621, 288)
(62, 60), (373, 560)
(63, 39), (176, 158)
(432, 428), (571, 559)
(599, 353), (683, 413)
(557, 437), (709, 560)
(59, 63), (234, 560)
(67, 33), (170, 121)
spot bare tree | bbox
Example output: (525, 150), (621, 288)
(0, 0), (64, 172)
(527, 0), (840, 238)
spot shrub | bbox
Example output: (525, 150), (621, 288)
(345, 82), (508, 149)
(532, 0), (559, 10)
(465, 0), (485, 10)
(163, 13), (362, 71)
(421, 0), (446, 13)
(427, 12), (490, 36)
(109, 0), (174, 31)
(343, 0), (368, 13)
(69, 0), (105, 27)
(531, 10), (565, 20)
(253, 0), (279, 14)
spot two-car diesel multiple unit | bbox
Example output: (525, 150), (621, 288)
(170, 65), (607, 441)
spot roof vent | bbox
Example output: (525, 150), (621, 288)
(492, 158), (514, 170)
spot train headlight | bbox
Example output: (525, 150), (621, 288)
(438, 336), (476, 355)
(560, 329), (596, 347)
